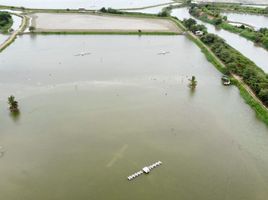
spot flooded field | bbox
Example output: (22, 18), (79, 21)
(0, 14), (21, 47)
(1, 35), (268, 200)
(223, 12), (268, 29)
(31, 13), (180, 33)
(172, 7), (268, 72)
(0, 0), (173, 9)
(196, 0), (268, 4)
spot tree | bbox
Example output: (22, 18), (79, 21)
(213, 17), (223, 25)
(264, 7), (268, 14)
(200, 33), (218, 44)
(188, 76), (197, 89)
(29, 26), (35, 31)
(99, 7), (107, 12)
(258, 89), (268, 105)
(183, 18), (196, 29)
(8, 95), (19, 113)
(157, 10), (170, 17)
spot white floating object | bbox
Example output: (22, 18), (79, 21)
(142, 167), (150, 174)
(127, 161), (162, 181)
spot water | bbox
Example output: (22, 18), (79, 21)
(0, 14), (21, 47)
(1, 35), (268, 200)
(172, 7), (268, 73)
(126, 4), (173, 14)
(0, 34), (9, 46)
(10, 15), (22, 30)
(196, 0), (268, 4)
(0, 0), (172, 9)
(222, 12), (268, 29)
(241, 4), (268, 8)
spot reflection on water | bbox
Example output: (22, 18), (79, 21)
(0, 35), (268, 200)
(222, 12), (268, 29)
(0, 15), (21, 46)
(9, 110), (20, 122)
(172, 7), (268, 72)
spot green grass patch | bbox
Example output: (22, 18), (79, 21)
(234, 80), (268, 125)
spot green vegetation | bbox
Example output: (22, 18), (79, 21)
(221, 24), (268, 50)
(189, 4), (225, 25)
(0, 11), (13, 33)
(200, 32), (268, 106)
(99, 7), (123, 14)
(99, 6), (172, 18)
(182, 18), (207, 34)
(189, 4), (268, 51)
(8, 95), (19, 113)
(179, 17), (268, 124)
(198, 3), (268, 15)
(188, 76), (197, 89)
(157, 9), (170, 17)
(236, 79), (268, 124)
(29, 26), (35, 31)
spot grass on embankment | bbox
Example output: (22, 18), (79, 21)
(189, 4), (268, 51)
(178, 18), (268, 126)
(0, 15), (27, 52)
(235, 80), (268, 125)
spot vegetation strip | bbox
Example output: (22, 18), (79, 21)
(0, 11), (13, 33)
(0, 14), (27, 52)
(180, 18), (268, 125)
(197, 3), (268, 15)
(189, 3), (268, 51)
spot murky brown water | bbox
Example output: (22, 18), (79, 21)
(0, 35), (268, 200)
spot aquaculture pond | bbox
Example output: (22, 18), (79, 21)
(0, 14), (21, 47)
(0, 35), (268, 200)
(172, 7), (268, 73)
(222, 12), (268, 29)
(0, 0), (173, 9)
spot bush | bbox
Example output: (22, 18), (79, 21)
(29, 26), (35, 31)
(99, 7), (123, 14)
(157, 10), (170, 17)
(198, 31), (268, 106)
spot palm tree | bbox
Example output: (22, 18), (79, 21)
(188, 76), (197, 89)
(8, 95), (19, 113)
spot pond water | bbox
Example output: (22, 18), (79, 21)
(0, 34), (9, 46)
(172, 7), (268, 73)
(1, 35), (268, 200)
(11, 15), (22, 30)
(126, 4), (174, 14)
(0, 0), (172, 9)
(242, 4), (268, 8)
(222, 12), (268, 29)
(0, 14), (21, 46)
